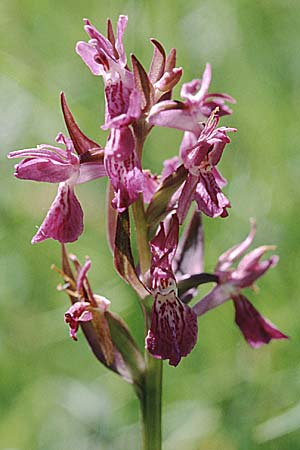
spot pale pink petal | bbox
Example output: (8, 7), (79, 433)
(154, 67), (183, 92)
(31, 182), (83, 244)
(180, 79), (202, 100)
(13, 158), (77, 183)
(194, 63), (212, 101)
(115, 15), (128, 66)
(9, 146), (68, 162)
(238, 246), (278, 273)
(233, 254), (279, 288)
(161, 156), (181, 180)
(77, 161), (107, 184)
(76, 41), (104, 75)
(148, 101), (202, 134)
(216, 220), (257, 272)
(143, 170), (159, 203)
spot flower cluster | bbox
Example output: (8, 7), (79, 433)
(8, 15), (287, 372)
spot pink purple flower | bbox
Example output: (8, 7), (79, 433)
(64, 301), (93, 340)
(76, 16), (141, 129)
(193, 221), (288, 348)
(148, 63), (235, 135)
(8, 132), (106, 243)
(177, 110), (236, 223)
(145, 214), (198, 366)
(64, 257), (111, 342)
(233, 294), (288, 348)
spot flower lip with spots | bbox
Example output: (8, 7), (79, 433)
(146, 214), (198, 366)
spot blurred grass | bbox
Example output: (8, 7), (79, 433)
(1, 0), (300, 448)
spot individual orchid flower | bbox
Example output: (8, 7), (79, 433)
(57, 248), (145, 383)
(177, 110), (236, 223)
(105, 126), (144, 212)
(64, 301), (93, 341)
(214, 220), (279, 287)
(64, 256), (112, 351)
(148, 63), (235, 135)
(64, 257), (112, 348)
(145, 214), (198, 366)
(193, 221), (288, 348)
(76, 15), (142, 129)
(8, 132), (106, 244)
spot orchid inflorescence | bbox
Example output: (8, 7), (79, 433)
(8, 15), (287, 380)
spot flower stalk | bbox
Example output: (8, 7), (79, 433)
(140, 355), (163, 450)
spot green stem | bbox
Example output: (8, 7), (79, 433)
(140, 355), (163, 450)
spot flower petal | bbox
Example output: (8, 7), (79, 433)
(148, 100), (202, 134)
(104, 127), (144, 212)
(115, 15), (128, 66)
(146, 291), (198, 366)
(102, 88), (141, 129)
(216, 220), (256, 272)
(143, 170), (159, 203)
(233, 295), (288, 348)
(13, 157), (77, 183)
(76, 41), (104, 75)
(193, 172), (230, 218)
(31, 182), (83, 244)
(64, 301), (92, 341)
(77, 161), (107, 184)
(177, 173), (199, 224)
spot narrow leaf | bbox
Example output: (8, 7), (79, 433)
(81, 320), (133, 382)
(146, 164), (187, 231)
(106, 181), (118, 253)
(106, 311), (145, 388)
(114, 210), (149, 298)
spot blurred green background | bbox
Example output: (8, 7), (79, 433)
(1, 0), (300, 449)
